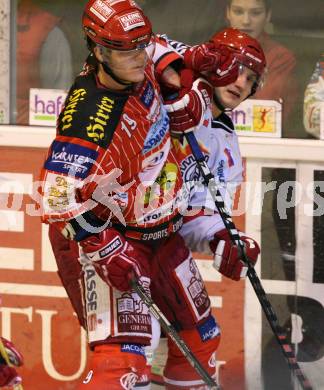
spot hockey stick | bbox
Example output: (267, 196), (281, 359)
(184, 131), (312, 390)
(131, 279), (221, 390)
(0, 338), (24, 390)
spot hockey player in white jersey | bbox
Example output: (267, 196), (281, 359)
(152, 28), (266, 387)
(163, 27), (265, 278)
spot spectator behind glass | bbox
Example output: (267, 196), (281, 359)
(304, 53), (324, 138)
(16, 0), (73, 125)
(226, 0), (298, 130)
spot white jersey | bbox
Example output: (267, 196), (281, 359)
(153, 33), (244, 254)
(176, 110), (243, 254)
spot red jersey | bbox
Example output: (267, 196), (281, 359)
(40, 60), (184, 241)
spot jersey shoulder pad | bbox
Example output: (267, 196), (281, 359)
(57, 73), (129, 148)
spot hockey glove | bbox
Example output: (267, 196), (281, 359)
(209, 228), (260, 281)
(0, 337), (23, 387)
(80, 228), (146, 292)
(164, 70), (213, 136)
(183, 42), (239, 87)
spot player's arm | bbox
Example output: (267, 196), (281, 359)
(38, 78), (131, 241)
(153, 35), (239, 135)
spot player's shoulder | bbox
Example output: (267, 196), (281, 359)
(57, 73), (129, 148)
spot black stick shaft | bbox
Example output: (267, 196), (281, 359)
(131, 279), (220, 390)
(185, 131), (312, 390)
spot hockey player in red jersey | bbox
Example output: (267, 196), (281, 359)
(0, 337), (23, 388)
(39, 1), (242, 389)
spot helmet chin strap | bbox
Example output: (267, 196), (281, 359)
(101, 61), (134, 87)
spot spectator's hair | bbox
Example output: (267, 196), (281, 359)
(226, 0), (272, 12)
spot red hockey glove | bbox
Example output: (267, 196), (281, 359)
(183, 42), (239, 87)
(209, 229), (260, 281)
(0, 337), (23, 387)
(0, 365), (21, 387)
(80, 228), (146, 292)
(164, 71), (213, 136)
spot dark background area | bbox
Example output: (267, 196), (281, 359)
(24, 0), (324, 139)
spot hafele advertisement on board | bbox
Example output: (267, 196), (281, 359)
(29, 88), (67, 126)
(28, 90), (283, 137)
(228, 98), (282, 138)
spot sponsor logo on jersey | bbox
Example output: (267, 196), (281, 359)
(85, 266), (98, 331)
(208, 352), (217, 368)
(140, 81), (155, 108)
(99, 236), (122, 258)
(117, 288), (152, 334)
(120, 372), (139, 390)
(186, 258), (211, 317)
(142, 228), (169, 240)
(121, 343), (145, 357)
(217, 160), (225, 183)
(143, 109), (169, 153)
(90, 1), (114, 23)
(119, 11), (145, 32)
(45, 141), (98, 179)
(224, 147), (234, 167)
(60, 88), (87, 132)
(86, 96), (115, 143)
(197, 316), (220, 342)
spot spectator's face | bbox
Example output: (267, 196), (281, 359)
(226, 0), (271, 39)
(214, 65), (258, 109)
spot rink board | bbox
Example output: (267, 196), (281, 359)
(1, 131), (324, 389)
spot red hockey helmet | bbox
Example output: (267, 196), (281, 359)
(210, 28), (266, 94)
(82, 0), (152, 51)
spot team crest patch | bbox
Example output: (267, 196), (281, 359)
(140, 81), (154, 108)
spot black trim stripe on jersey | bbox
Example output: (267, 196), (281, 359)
(211, 112), (235, 134)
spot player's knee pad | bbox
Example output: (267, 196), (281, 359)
(78, 343), (146, 390)
(163, 316), (221, 389)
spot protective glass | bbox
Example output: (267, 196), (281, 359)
(100, 38), (155, 69)
(237, 63), (266, 91)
